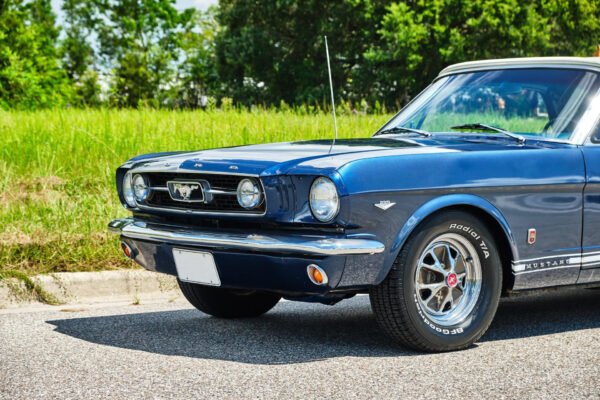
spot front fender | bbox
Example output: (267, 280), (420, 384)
(338, 192), (519, 289)
(380, 194), (518, 283)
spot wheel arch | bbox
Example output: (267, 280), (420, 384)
(386, 194), (518, 292)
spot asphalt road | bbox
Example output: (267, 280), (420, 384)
(1, 289), (600, 399)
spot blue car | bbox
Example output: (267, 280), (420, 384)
(109, 57), (600, 352)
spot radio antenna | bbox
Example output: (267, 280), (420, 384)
(324, 36), (338, 154)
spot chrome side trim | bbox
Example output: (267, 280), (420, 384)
(108, 218), (385, 256)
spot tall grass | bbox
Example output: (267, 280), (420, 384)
(0, 108), (390, 274)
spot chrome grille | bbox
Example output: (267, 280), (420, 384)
(147, 173), (240, 190)
(138, 172), (266, 214)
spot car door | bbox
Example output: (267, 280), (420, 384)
(577, 88), (600, 284)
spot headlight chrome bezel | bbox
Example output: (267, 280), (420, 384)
(309, 177), (340, 223)
(236, 178), (263, 209)
(132, 174), (149, 202)
(122, 171), (138, 208)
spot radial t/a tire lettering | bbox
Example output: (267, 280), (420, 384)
(369, 211), (502, 352)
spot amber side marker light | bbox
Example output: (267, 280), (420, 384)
(307, 264), (328, 286)
(120, 241), (134, 259)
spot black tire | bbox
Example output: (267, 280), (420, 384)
(178, 280), (281, 318)
(369, 211), (502, 352)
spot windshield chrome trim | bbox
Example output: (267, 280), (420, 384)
(574, 86), (600, 146)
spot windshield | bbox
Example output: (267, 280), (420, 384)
(382, 68), (599, 141)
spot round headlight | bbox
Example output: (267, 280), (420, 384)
(237, 178), (263, 209)
(122, 172), (137, 208)
(132, 174), (149, 202)
(309, 177), (340, 222)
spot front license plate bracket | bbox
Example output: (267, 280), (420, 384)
(173, 249), (221, 286)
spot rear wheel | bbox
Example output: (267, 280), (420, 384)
(370, 211), (502, 352)
(178, 280), (281, 318)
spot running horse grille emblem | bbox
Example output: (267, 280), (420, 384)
(167, 181), (204, 202)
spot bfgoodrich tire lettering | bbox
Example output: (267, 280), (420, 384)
(369, 211), (502, 352)
(178, 280), (281, 318)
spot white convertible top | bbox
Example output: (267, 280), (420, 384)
(439, 57), (600, 76)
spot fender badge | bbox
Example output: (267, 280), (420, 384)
(374, 201), (396, 211)
(527, 228), (536, 245)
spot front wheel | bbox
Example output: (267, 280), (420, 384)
(370, 211), (502, 352)
(178, 280), (281, 318)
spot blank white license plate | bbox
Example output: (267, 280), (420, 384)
(173, 249), (221, 286)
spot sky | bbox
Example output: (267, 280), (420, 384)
(177, 0), (218, 9)
(51, 0), (218, 22)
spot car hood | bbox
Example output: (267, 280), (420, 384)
(127, 136), (570, 176)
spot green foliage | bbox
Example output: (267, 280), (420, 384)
(96, 0), (188, 107)
(60, 1), (220, 108)
(0, 0), (599, 110)
(0, 0), (72, 109)
(60, 0), (102, 106)
(544, 0), (600, 55)
(215, 0), (600, 108)
(215, 0), (390, 106)
(175, 6), (221, 108)
(360, 0), (600, 106)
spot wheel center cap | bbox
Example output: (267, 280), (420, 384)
(446, 273), (458, 288)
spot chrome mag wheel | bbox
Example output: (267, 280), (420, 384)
(415, 233), (482, 327)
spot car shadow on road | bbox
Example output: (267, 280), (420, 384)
(47, 288), (600, 364)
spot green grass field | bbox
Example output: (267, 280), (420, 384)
(0, 109), (390, 274)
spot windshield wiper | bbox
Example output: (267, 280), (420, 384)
(451, 123), (525, 144)
(377, 126), (432, 138)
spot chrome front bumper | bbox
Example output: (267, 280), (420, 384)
(108, 218), (385, 256)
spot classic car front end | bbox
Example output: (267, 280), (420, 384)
(110, 57), (600, 352)
(108, 153), (389, 298)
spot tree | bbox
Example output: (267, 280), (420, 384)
(216, 0), (599, 109)
(543, 0), (600, 55)
(174, 6), (220, 108)
(361, 1), (552, 107)
(96, 0), (189, 107)
(215, 0), (392, 107)
(60, 0), (218, 109)
(0, 0), (72, 109)
(61, 0), (102, 106)
(362, 0), (600, 107)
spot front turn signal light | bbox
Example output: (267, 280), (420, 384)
(307, 264), (328, 286)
